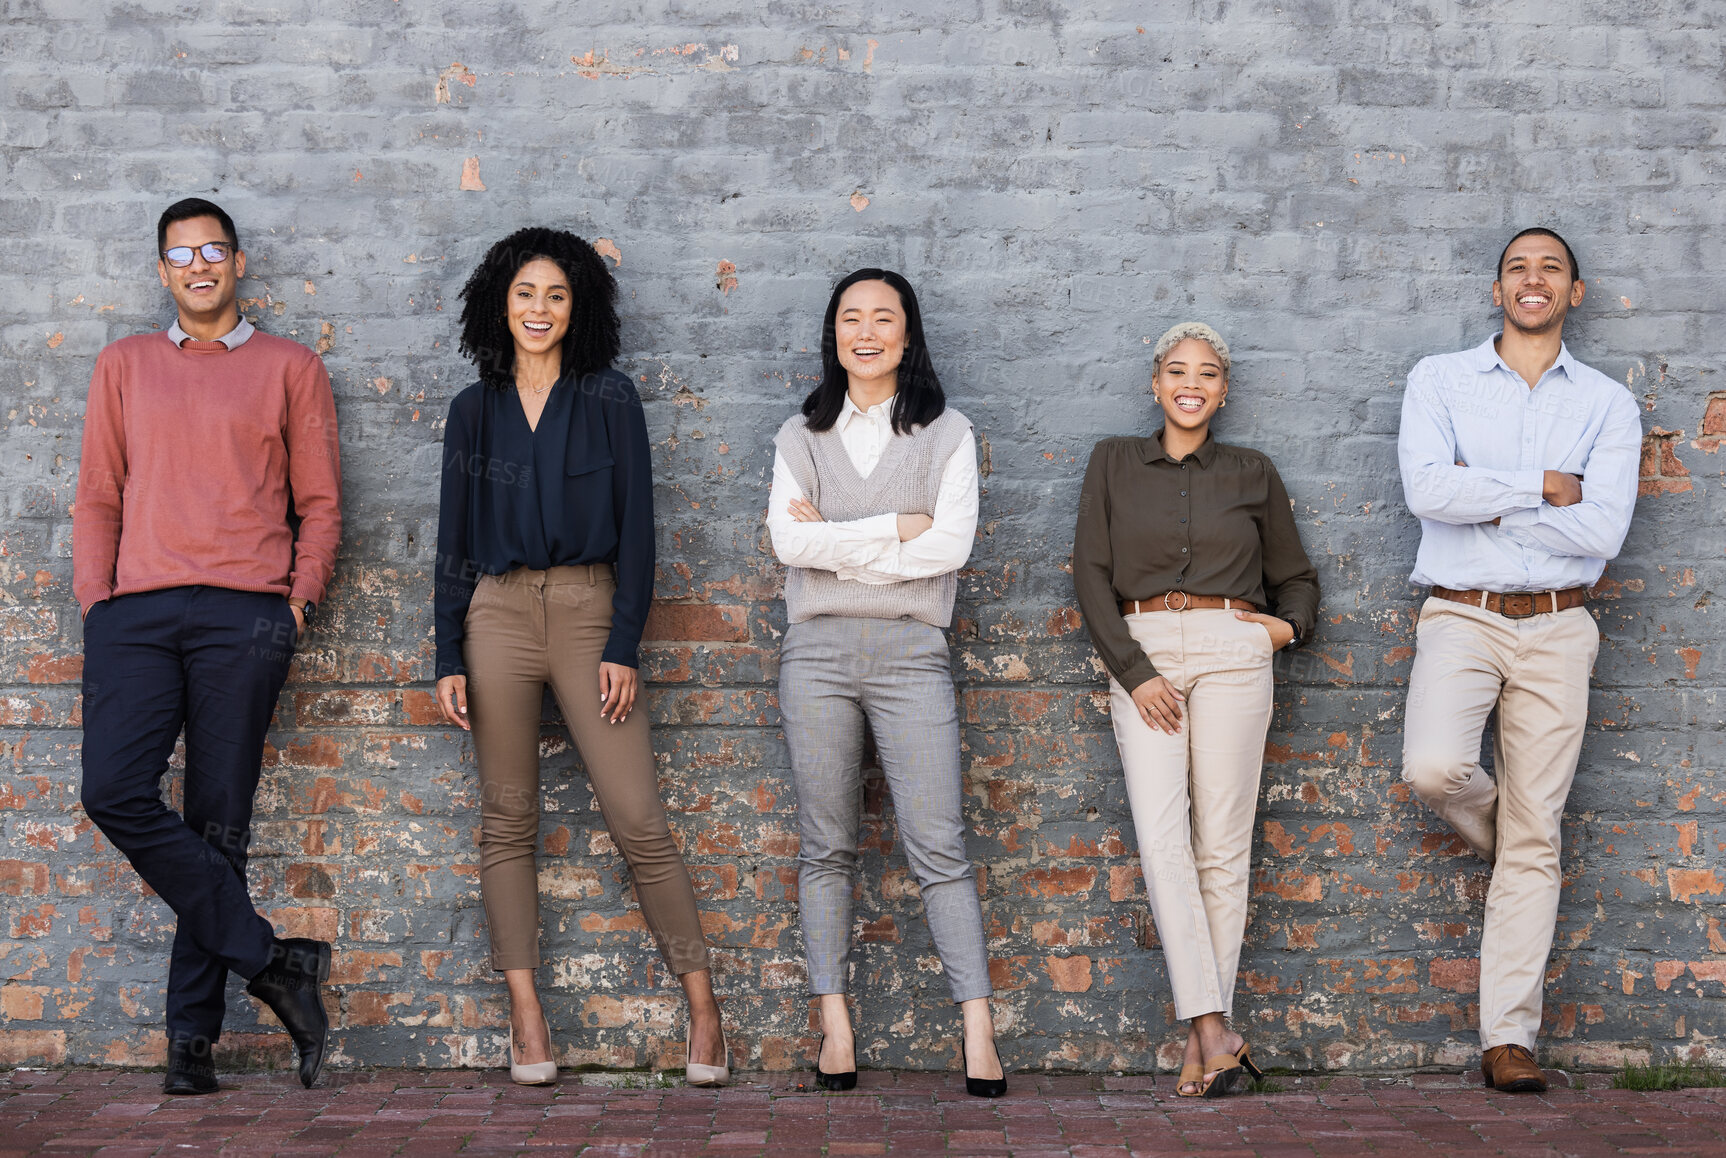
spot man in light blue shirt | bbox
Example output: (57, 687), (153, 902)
(1397, 228), (1642, 1094)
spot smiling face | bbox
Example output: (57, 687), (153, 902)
(157, 215), (245, 328)
(833, 279), (906, 389)
(1153, 337), (1228, 434)
(507, 257), (573, 364)
(1493, 236), (1584, 338)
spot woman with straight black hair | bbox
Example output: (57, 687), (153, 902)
(434, 227), (726, 1087)
(766, 268), (1006, 1097)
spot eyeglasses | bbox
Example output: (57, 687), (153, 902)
(161, 242), (234, 267)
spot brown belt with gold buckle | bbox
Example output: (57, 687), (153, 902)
(1118, 592), (1259, 616)
(1431, 585), (1587, 619)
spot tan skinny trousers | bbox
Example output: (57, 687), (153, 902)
(1109, 609), (1276, 1021)
(1402, 596), (1599, 1050)
(463, 565), (710, 975)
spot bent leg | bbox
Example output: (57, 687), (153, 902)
(80, 589), (275, 986)
(864, 620), (990, 1005)
(1402, 599), (1509, 862)
(780, 618), (866, 997)
(1479, 608), (1599, 1050)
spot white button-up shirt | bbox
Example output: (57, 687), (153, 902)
(766, 393), (978, 584)
(1398, 335), (1642, 592)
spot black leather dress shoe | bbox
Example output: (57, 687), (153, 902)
(244, 937), (332, 1088)
(163, 1036), (218, 1095)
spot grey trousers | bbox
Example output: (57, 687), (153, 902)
(779, 615), (993, 1004)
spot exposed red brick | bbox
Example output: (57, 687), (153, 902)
(286, 863), (338, 899)
(1667, 868), (1724, 902)
(1043, 954), (1092, 992)
(1017, 866), (1097, 897)
(0, 861), (49, 896)
(1429, 958), (1481, 993)
(1702, 394), (1726, 436)
(0, 1030), (65, 1065)
(22, 653), (81, 683)
(641, 603), (749, 642)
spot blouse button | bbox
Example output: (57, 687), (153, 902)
(1180, 547), (1188, 553)
(1180, 517), (1187, 523)
(1180, 491), (1187, 497)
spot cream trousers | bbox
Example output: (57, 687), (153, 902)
(1109, 609), (1276, 1021)
(1402, 596), (1599, 1050)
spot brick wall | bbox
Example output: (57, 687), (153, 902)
(1, 2), (1721, 1074)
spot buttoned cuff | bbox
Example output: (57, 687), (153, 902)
(1510, 470), (1546, 510)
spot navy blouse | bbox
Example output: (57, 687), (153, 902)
(435, 367), (654, 678)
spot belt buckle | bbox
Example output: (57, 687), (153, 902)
(1163, 591), (1190, 612)
(1500, 592), (1539, 620)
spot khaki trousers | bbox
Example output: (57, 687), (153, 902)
(463, 565), (709, 975)
(1109, 609), (1276, 1020)
(1402, 596), (1599, 1049)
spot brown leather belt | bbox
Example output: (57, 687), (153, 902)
(1119, 592), (1259, 616)
(1431, 585), (1587, 618)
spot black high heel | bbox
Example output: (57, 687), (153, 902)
(963, 1035), (1008, 1099)
(814, 1033), (857, 1092)
(1233, 1040), (1264, 1081)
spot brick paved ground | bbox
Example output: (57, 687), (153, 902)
(2, 1068), (1723, 1156)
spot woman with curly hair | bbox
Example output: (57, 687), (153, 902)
(434, 227), (725, 1086)
(767, 269), (1006, 1097)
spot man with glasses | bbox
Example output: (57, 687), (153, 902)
(1398, 227), (1641, 1092)
(74, 198), (343, 1093)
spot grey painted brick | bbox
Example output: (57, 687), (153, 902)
(0, 0), (1721, 1077)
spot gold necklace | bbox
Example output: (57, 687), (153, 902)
(518, 378), (554, 396)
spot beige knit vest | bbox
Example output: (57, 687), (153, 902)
(774, 407), (972, 627)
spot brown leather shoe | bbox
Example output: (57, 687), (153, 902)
(1482, 1044), (1547, 1092)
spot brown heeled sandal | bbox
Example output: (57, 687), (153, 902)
(1199, 1055), (1244, 1099)
(1233, 1040), (1264, 1081)
(1175, 1062), (1206, 1097)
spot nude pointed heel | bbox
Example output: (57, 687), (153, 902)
(686, 1024), (729, 1088)
(508, 1015), (558, 1086)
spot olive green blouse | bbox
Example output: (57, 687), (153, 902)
(1073, 430), (1320, 692)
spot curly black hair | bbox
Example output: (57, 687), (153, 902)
(457, 227), (620, 389)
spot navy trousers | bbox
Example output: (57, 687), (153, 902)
(80, 587), (297, 1043)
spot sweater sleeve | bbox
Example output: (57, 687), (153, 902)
(434, 397), (478, 679)
(1073, 441), (1160, 692)
(72, 348), (126, 616)
(602, 374), (654, 669)
(284, 352), (343, 605)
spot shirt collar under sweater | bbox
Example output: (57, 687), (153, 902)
(168, 315), (254, 350)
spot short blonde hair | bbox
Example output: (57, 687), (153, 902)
(1151, 321), (1230, 376)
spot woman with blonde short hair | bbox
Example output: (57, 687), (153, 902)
(1074, 322), (1319, 1098)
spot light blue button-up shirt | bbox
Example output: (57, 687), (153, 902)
(1398, 335), (1642, 592)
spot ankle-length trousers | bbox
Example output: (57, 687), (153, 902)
(1401, 596), (1599, 1049)
(463, 565), (709, 975)
(1108, 609), (1276, 1020)
(779, 614), (992, 1004)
